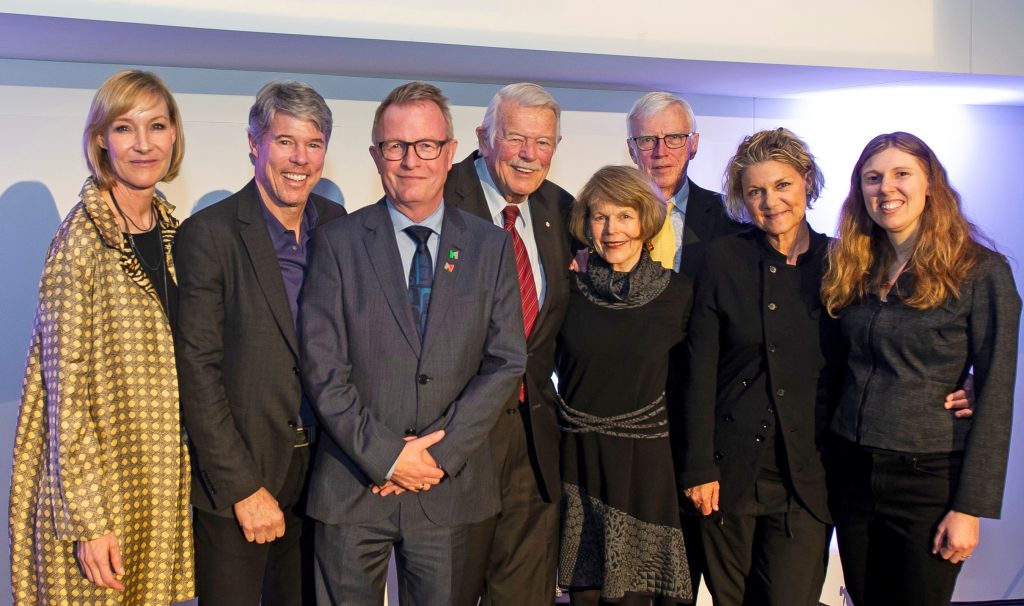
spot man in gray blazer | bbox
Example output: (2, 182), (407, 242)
(175, 81), (346, 605)
(300, 81), (527, 605)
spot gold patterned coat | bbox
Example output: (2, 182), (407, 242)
(9, 179), (194, 605)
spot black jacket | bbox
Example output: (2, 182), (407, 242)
(678, 179), (746, 278)
(832, 249), (1020, 518)
(175, 180), (346, 514)
(677, 227), (842, 523)
(443, 151), (575, 501)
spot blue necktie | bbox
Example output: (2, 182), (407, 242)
(404, 225), (434, 340)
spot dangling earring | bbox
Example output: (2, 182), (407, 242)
(644, 241), (654, 252)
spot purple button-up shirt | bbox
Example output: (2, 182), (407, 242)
(260, 198), (320, 425)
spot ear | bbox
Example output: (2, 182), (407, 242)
(369, 144), (385, 175)
(688, 132), (700, 160)
(627, 139), (639, 165)
(248, 132), (260, 159)
(444, 138), (459, 171)
(96, 132), (107, 150)
(475, 126), (490, 156)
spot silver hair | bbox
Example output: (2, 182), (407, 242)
(481, 82), (561, 145)
(627, 91), (697, 137)
(248, 81), (333, 144)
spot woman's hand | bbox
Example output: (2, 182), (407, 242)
(684, 481), (720, 516)
(75, 532), (125, 591)
(932, 510), (979, 564)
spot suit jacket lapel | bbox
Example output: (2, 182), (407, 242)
(237, 181), (299, 357)
(362, 200), (422, 356)
(451, 151), (493, 220)
(527, 193), (561, 345)
(421, 205), (465, 359)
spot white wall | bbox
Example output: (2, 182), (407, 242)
(1, 59), (1023, 604)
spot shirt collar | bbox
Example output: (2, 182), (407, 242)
(474, 155), (531, 226)
(260, 196), (319, 242)
(668, 179), (690, 214)
(385, 197), (445, 235)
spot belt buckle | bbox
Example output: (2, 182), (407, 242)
(294, 425), (316, 448)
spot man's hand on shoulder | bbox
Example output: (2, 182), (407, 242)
(233, 486), (286, 543)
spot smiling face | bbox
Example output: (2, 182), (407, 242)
(370, 100), (457, 216)
(477, 103), (558, 204)
(860, 147), (930, 247)
(97, 94), (176, 193)
(588, 200), (644, 272)
(742, 160), (809, 242)
(249, 111), (327, 212)
(628, 104), (699, 200)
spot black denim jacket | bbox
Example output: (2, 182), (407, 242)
(832, 250), (1021, 518)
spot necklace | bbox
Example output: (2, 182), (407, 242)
(110, 190), (170, 316)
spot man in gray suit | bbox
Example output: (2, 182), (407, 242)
(300, 81), (527, 605)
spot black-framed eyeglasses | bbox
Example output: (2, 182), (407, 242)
(376, 139), (450, 161)
(629, 132), (696, 151)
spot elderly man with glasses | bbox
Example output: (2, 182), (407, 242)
(627, 92), (744, 276)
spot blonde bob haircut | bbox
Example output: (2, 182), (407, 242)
(569, 165), (667, 246)
(723, 127), (824, 223)
(83, 70), (185, 189)
(821, 131), (987, 314)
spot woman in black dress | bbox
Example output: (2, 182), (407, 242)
(821, 132), (1020, 605)
(557, 165), (693, 605)
(679, 128), (838, 606)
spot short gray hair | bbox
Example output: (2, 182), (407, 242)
(248, 81), (333, 144)
(481, 83), (561, 145)
(627, 92), (697, 137)
(372, 81), (454, 142)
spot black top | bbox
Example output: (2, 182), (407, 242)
(125, 226), (177, 325)
(678, 227), (841, 523)
(832, 249), (1021, 518)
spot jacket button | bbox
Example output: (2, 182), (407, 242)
(767, 405), (776, 414)
(506, 407), (517, 416)
(714, 451), (724, 461)
(404, 428), (417, 436)
(417, 374), (431, 384)
(723, 414), (734, 422)
(292, 366), (300, 375)
(768, 344), (777, 353)
(741, 379), (750, 387)
(755, 435), (765, 442)
(776, 388), (786, 397)
(287, 421), (296, 428)
(761, 421), (770, 430)
(767, 302), (777, 311)
(769, 265), (777, 274)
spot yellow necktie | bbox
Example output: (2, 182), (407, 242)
(648, 211), (675, 270)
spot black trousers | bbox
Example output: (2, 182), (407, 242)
(194, 445), (314, 606)
(464, 401), (560, 606)
(700, 474), (829, 606)
(830, 438), (964, 606)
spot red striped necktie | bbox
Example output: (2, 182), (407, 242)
(502, 204), (539, 339)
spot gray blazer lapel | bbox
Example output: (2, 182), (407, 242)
(362, 200), (422, 356)
(421, 205), (466, 359)
(238, 186), (299, 357)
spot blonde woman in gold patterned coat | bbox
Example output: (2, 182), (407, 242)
(8, 70), (194, 604)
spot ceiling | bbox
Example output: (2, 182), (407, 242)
(3, 13), (1024, 105)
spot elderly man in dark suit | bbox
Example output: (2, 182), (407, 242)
(444, 83), (574, 606)
(627, 92), (745, 277)
(174, 81), (346, 606)
(299, 81), (527, 606)
(626, 91), (745, 602)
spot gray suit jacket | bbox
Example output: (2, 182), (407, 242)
(300, 199), (527, 526)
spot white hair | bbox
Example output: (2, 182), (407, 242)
(480, 82), (561, 145)
(627, 91), (697, 137)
